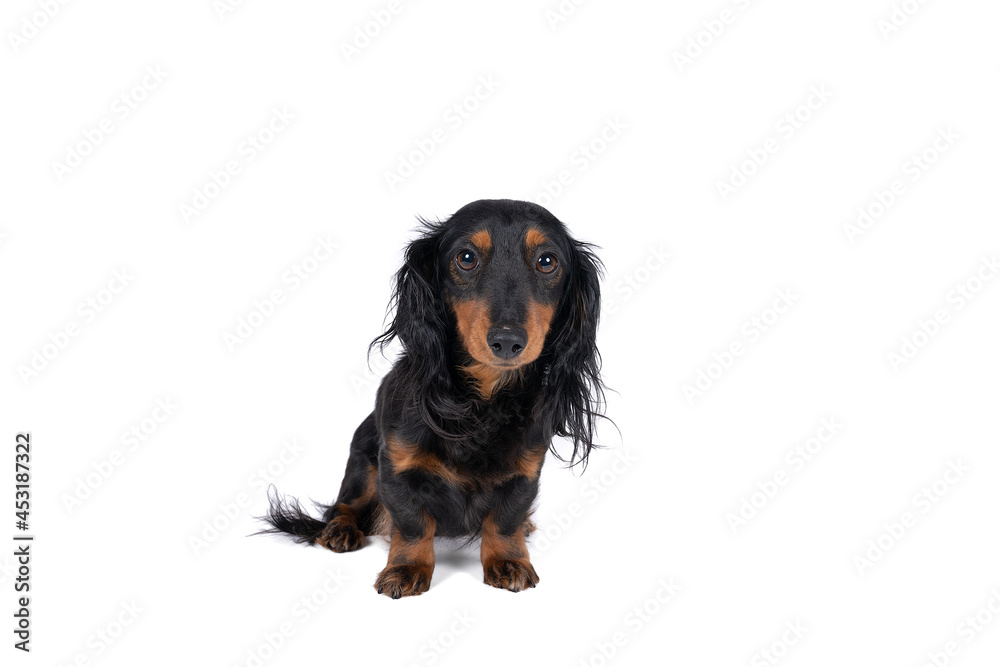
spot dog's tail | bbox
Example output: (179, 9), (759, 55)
(256, 486), (326, 544)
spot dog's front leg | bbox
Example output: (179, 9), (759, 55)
(374, 517), (436, 599)
(481, 477), (540, 592)
(373, 450), (437, 598)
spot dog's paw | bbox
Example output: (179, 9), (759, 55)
(316, 519), (365, 553)
(374, 565), (432, 599)
(483, 558), (539, 592)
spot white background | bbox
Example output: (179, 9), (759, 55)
(2, 1), (999, 666)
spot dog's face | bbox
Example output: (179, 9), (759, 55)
(439, 201), (572, 371)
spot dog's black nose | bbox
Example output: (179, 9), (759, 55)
(487, 327), (527, 360)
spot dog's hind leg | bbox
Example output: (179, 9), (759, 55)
(316, 414), (382, 553)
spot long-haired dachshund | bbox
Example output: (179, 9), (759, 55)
(261, 199), (606, 598)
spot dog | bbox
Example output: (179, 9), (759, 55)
(261, 199), (606, 598)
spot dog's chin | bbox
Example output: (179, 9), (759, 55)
(466, 347), (536, 372)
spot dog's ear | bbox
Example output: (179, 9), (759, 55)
(541, 238), (607, 468)
(370, 221), (453, 389)
(372, 222), (472, 440)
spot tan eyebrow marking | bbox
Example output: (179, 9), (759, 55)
(469, 229), (492, 253)
(525, 227), (547, 249)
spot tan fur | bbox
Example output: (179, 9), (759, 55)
(374, 514), (437, 597)
(515, 446), (546, 480)
(359, 464), (378, 504)
(480, 513), (539, 591)
(386, 435), (467, 487)
(450, 298), (495, 365)
(469, 229), (492, 253)
(524, 227), (548, 249)
(520, 302), (555, 364)
(481, 514), (528, 563)
(315, 463), (380, 550)
(459, 361), (523, 400)
(387, 517), (436, 565)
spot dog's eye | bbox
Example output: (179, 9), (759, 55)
(456, 250), (479, 271)
(537, 253), (558, 274)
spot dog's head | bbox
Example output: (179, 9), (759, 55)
(372, 199), (605, 463)
(443, 200), (577, 370)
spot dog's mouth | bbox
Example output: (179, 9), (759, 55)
(478, 355), (528, 370)
(458, 347), (531, 400)
(490, 358), (523, 367)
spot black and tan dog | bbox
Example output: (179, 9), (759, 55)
(261, 199), (606, 598)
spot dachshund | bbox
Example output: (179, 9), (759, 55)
(260, 198), (606, 598)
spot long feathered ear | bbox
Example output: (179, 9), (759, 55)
(541, 238), (607, 469)
(371, 221), (450, 384)
(370, 222), (461, 437)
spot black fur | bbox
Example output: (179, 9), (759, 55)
(259, 199), (607, 596)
